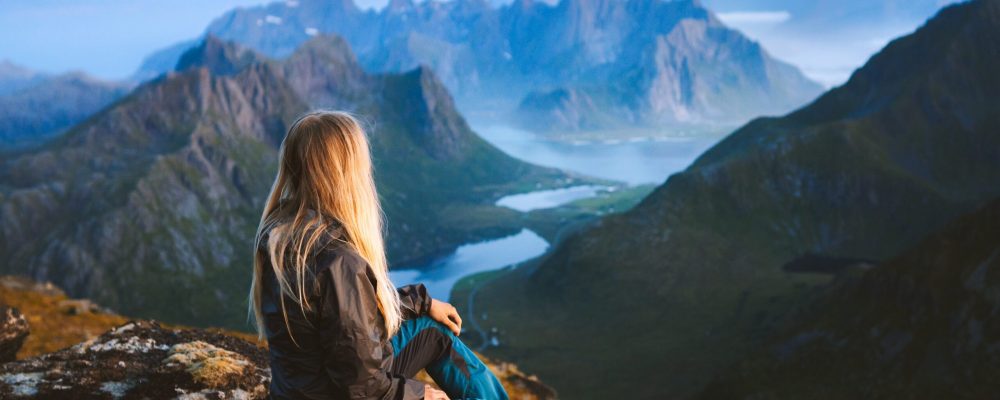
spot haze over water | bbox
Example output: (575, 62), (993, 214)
(472, 123), (723, 185)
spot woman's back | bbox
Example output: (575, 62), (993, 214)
(251, 111), (508, 400)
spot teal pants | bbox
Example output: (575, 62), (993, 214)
(390, 316), (509, 400)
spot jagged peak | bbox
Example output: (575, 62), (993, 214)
(383, 64), (473, 160)
(406, 64), (458, 110)
(174, 34), (265, 76)
(288, 34), (361, 69)
(411, 64), (440, 83)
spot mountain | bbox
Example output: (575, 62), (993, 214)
(469, 1), (1000, 398)
(135, 0), (822, 134)
(516, 88), (608, 132)
(0, 71), (130, 150)
(0, 35), (569, 330)
(0, 61), (48, 95)
(701, 197), (1000, 399)
(132, 38), (200, 83)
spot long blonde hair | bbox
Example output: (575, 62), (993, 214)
(249, 111), (402, 341)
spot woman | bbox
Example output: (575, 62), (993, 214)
(249, 111), (509, 400)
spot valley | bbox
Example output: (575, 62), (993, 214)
(1, 0), (996, 398)
(466, 1), (1000, 397)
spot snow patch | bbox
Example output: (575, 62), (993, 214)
(265, 15), (283, 25)
(305, 27), (319, 36)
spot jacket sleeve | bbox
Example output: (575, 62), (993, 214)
(397, 283), (433, 319)
(318, 251), (426, 400)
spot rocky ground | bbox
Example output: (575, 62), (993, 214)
(0, 276), (556, 399)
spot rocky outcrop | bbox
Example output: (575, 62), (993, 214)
(0, 276), (557, 399)
(0, 276), (130, 358)
(174, 35), (266, 76)
(0, 307), (28, 363)
(0, 320), (269, 399)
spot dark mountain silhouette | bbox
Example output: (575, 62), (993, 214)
(702, 197), (1000, 398)
(471, 1), (1000, 397)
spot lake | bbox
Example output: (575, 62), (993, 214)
(495, 184), (609, 212)
(390, 229), (549, 301)
(471, 123), (724, 185)
(391, 123), (725, 300)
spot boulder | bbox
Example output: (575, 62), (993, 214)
(0, 307), (29, 363)
(0, 320), (268, 399)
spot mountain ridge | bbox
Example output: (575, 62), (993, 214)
(0, 68), (130, 150)
(471, 1), (1000, 397)
(0, 35), (571, 329)
(134, 0), (822, 133)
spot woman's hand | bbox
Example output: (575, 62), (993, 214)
(424, 384), (450, 400)
(429, 298), (462, 336)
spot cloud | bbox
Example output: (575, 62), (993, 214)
(716, 11), (791, 25)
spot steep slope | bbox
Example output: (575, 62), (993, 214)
(472, 1), (1000, 398)
(0, 57), (306, 329)
(136, 0), (821, 133)
(702, 198), (1000, 399)
(0, 35), (568, 330)
(0, 71), (129, 150)
(273, 35), (571, 263)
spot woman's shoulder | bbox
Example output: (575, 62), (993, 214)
(314, 239), (370, 277)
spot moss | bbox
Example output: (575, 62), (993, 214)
(164, 341), (250, 388)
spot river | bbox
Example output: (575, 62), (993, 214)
(390, 123), (725, 300)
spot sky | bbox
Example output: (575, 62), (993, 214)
(0, 0), (957, 85)
(703, 0), (960, 87)
(0, 0), (271, 79)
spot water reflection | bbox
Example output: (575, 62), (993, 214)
(496, 185), (609, 212)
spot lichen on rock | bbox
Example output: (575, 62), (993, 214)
(0, 320), (269, 399)
(164, 340), (251, 388)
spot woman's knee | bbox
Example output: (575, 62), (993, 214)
(414, 315), (458, 338)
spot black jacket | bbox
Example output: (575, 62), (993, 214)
(260, 224), (432, 399)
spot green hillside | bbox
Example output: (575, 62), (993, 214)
(702, 197), (1000, 399)
(472, 1), (1000, 398)
(0, 35), (572, 330)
